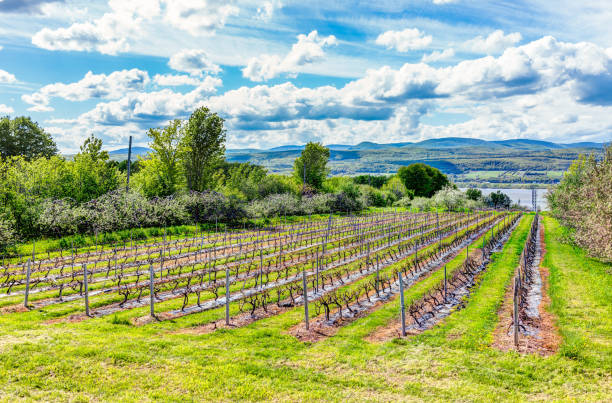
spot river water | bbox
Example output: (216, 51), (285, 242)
(460, 188), (549, 210)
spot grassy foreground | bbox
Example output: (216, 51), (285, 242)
(0, 216), (610, 401)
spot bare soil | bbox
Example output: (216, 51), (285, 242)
(491, 223), (560, 355)
(364, 248), (486, 343)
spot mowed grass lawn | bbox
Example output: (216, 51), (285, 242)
(0, 215), (610, 401)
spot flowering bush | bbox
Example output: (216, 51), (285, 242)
(36, 189), (246, 237)
(548, 144), (612, 261)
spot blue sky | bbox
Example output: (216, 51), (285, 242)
(0, 0), (611, 152)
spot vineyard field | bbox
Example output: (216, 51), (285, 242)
(0, 211), (609, 401)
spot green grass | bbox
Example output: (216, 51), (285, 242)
(0, 216), (610, 401)
(543, 216), (612, 370)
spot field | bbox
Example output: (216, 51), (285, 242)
(0, 212), (610, 401)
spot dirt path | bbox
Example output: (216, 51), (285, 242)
(491, 219), (560, 355)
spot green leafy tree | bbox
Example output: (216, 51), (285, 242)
(466, 188), (482, 201)
(293, 142), (330, 190)
(72, 134), (121, 202)
(182, 107), (226, 191)
(484, 191), (511, 209)
(353, 175), (389, 188)
(216, 162), (267, 201)
(134, 120), (185, 197)
(397, 163), (450, 198)
(0, 116), (57, 160)
(79, 134), (109, 161)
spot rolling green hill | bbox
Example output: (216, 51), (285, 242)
(103, 137), (607, 187)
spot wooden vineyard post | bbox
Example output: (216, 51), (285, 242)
(376, 255), (380, 292)
(24, 259), (31, 309)
(314, 260), (319, 293)
(259, 250), (263, 288)
(149, 263), (155, 318)
(83, 263), (90, 316)
(444, 265), (447, 303)
(399, 271), (406, 337)
(513, 276), (519, 348)
(302, 270), (309, 330)
(482, 236), (486, 262)
(225, 268), (230, 325)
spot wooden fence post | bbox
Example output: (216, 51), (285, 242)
(24, 259), (31, 309)
(149, 263), (155, 318)
(399, 271), (406, 337)
(225, 268), (230, 325)
(302, 270), (309, 330)
(83, 263), (90, 316)
(513, 276), (519, 348)
(444, 265), (447, 303)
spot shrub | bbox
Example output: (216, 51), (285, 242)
(431, 186), (467, 211)
(0, 215), (16, 253)
(410, 197), (433, 211)
(246, 194), (301, 218)
(548, 145), (612, 261)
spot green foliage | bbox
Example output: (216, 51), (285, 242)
(431, 186), (468, 211)
(358, 185), (388, 207)
(215, 162), (267, 201)
(381, 175), (410, 199)
(182, 107), (226, 191)
(257, 174), (300, 198)
(483, 190), (511, 209)
(134, 120), (185, 197)
(0, 116), (58, 160)
(548, 144), (612, 261)
(0, 134), (122, 238)
(465, 188), (482, 201)
(397, 163), (450, 197)
(72, 135), (122, 203)
(352, 174), (389, 188)
(293, 142), (330, 189)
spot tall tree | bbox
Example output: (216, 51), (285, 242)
(397, 163), (450, 198)
(293, 142), (330, 189)
(0, 116), (57, 160)
(182, 107), (226, 191)
(136, 120), (185, 197)
(72, 134), (121, 202)
(79, 133), (109, 161)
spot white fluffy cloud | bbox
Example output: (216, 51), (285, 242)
(375, 28), (432, 52)
(77, 76), (222, 126)
(153, 74), (202, 86)
(31, 0), (161, 54)
(51, 36), (612, 149)
(256, 0), (281, 21)
(0, 104), (14, 114)
(163, 0), (238, 36)
(242, 30), (337, 81)
(22, 69), (150, 112)
(169, 49), (221, 76)
(422, 48), (455, 62)
(29, 1), (239, 55)
(465, 30), (522, 54)
(0, 69), (17, 84)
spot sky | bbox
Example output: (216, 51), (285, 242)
(0, 0), (611, 153)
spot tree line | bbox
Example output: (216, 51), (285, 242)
(547, 144), (612, 261)
(0, 108), (508, 252)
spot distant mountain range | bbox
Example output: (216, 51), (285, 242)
(107, 137), (606, 158)
(226, 137), (606, 153)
